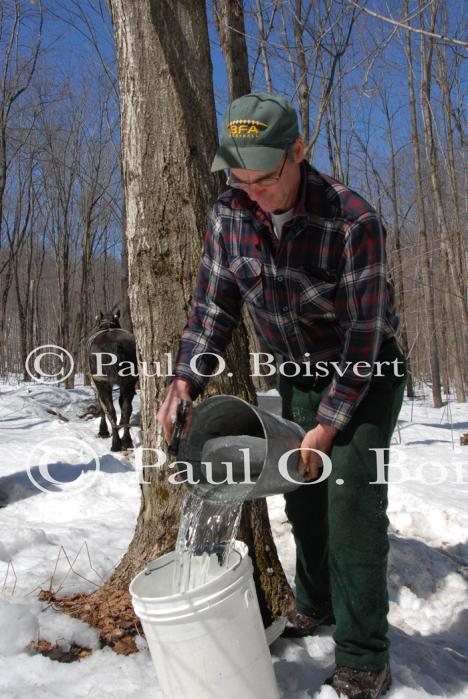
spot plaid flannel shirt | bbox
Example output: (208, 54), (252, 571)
(173, 160), (399, 430)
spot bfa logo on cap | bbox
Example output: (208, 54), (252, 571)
(228, 119), (268, 138)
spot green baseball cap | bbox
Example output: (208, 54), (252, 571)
(211, 92), (299, 172)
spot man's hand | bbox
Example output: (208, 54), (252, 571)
(298, 423), (338, 481)
(157, 378), (193, 444)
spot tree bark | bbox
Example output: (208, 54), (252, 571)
(212, 0), (250, 100)
(294, 0), (311, 144)
(254, 0), (274, 91)
(382, 93), (414, 398)
(97, 0), (293, 630)
(404, 0), (442, 407)
(419, 2), (466, 401)
(105, 0), (223, 586)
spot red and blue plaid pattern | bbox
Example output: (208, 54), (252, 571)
(174, 161), (399, 430)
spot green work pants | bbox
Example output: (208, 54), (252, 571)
(279, 338), (407, 671)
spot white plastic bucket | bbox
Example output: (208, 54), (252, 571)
(129, 541), (280, 699)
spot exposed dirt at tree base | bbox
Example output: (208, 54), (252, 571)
(38, 588), (143, 655)
(27, 639), (93, 663)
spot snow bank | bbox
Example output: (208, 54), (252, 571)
(0, 383), (467, 698)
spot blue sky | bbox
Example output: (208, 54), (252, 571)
(9, 0), (467, 228)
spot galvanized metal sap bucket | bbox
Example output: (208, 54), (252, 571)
(177, 395), (306, 502)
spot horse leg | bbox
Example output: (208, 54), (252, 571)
(99, 382), (122, 452)
(93, 380), (110, 437)
(120, 383), (135, 450)
(98, 410), (110, 437)
(98, 409), (110, 438)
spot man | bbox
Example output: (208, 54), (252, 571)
(157, 92), (406, 699)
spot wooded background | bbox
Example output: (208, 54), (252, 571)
(0, 0), (466, 406)
(0, 0), (466, 651)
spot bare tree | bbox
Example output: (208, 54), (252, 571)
(10, 149), (35, 380)
(404, 0), (443, 407)
(39, 96), (85, 388)
(49, 0), (132, 333)
(379, 89), (415, 398)
(0, 0), (42, 361)
(252, 0), (277, 90)
(212, 0), (250, 99)
(74, 85), (121, 381)
(280, 1), (356, 156)
(419, 0), (467, 399)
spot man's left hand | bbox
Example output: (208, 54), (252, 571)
(298, 423), (339, 481)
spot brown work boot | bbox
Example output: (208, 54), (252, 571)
(324, 663), (392, 698)
(281, 608), (336, 638)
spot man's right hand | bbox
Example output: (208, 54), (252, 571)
(156, 378), (193, 445)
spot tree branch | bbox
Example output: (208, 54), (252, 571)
(346, 0), (468, 49)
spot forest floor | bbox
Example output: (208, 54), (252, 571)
(0, 380), (467, 698)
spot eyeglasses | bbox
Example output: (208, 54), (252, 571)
(226, 153), (288, 191)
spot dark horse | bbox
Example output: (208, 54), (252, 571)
(87, 310), (138, 452)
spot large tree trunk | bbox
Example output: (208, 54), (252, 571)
(54, 0), (292, 649)
(106, 0), (226, 587)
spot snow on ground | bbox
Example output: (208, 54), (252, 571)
(0, 379), (467, 698)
